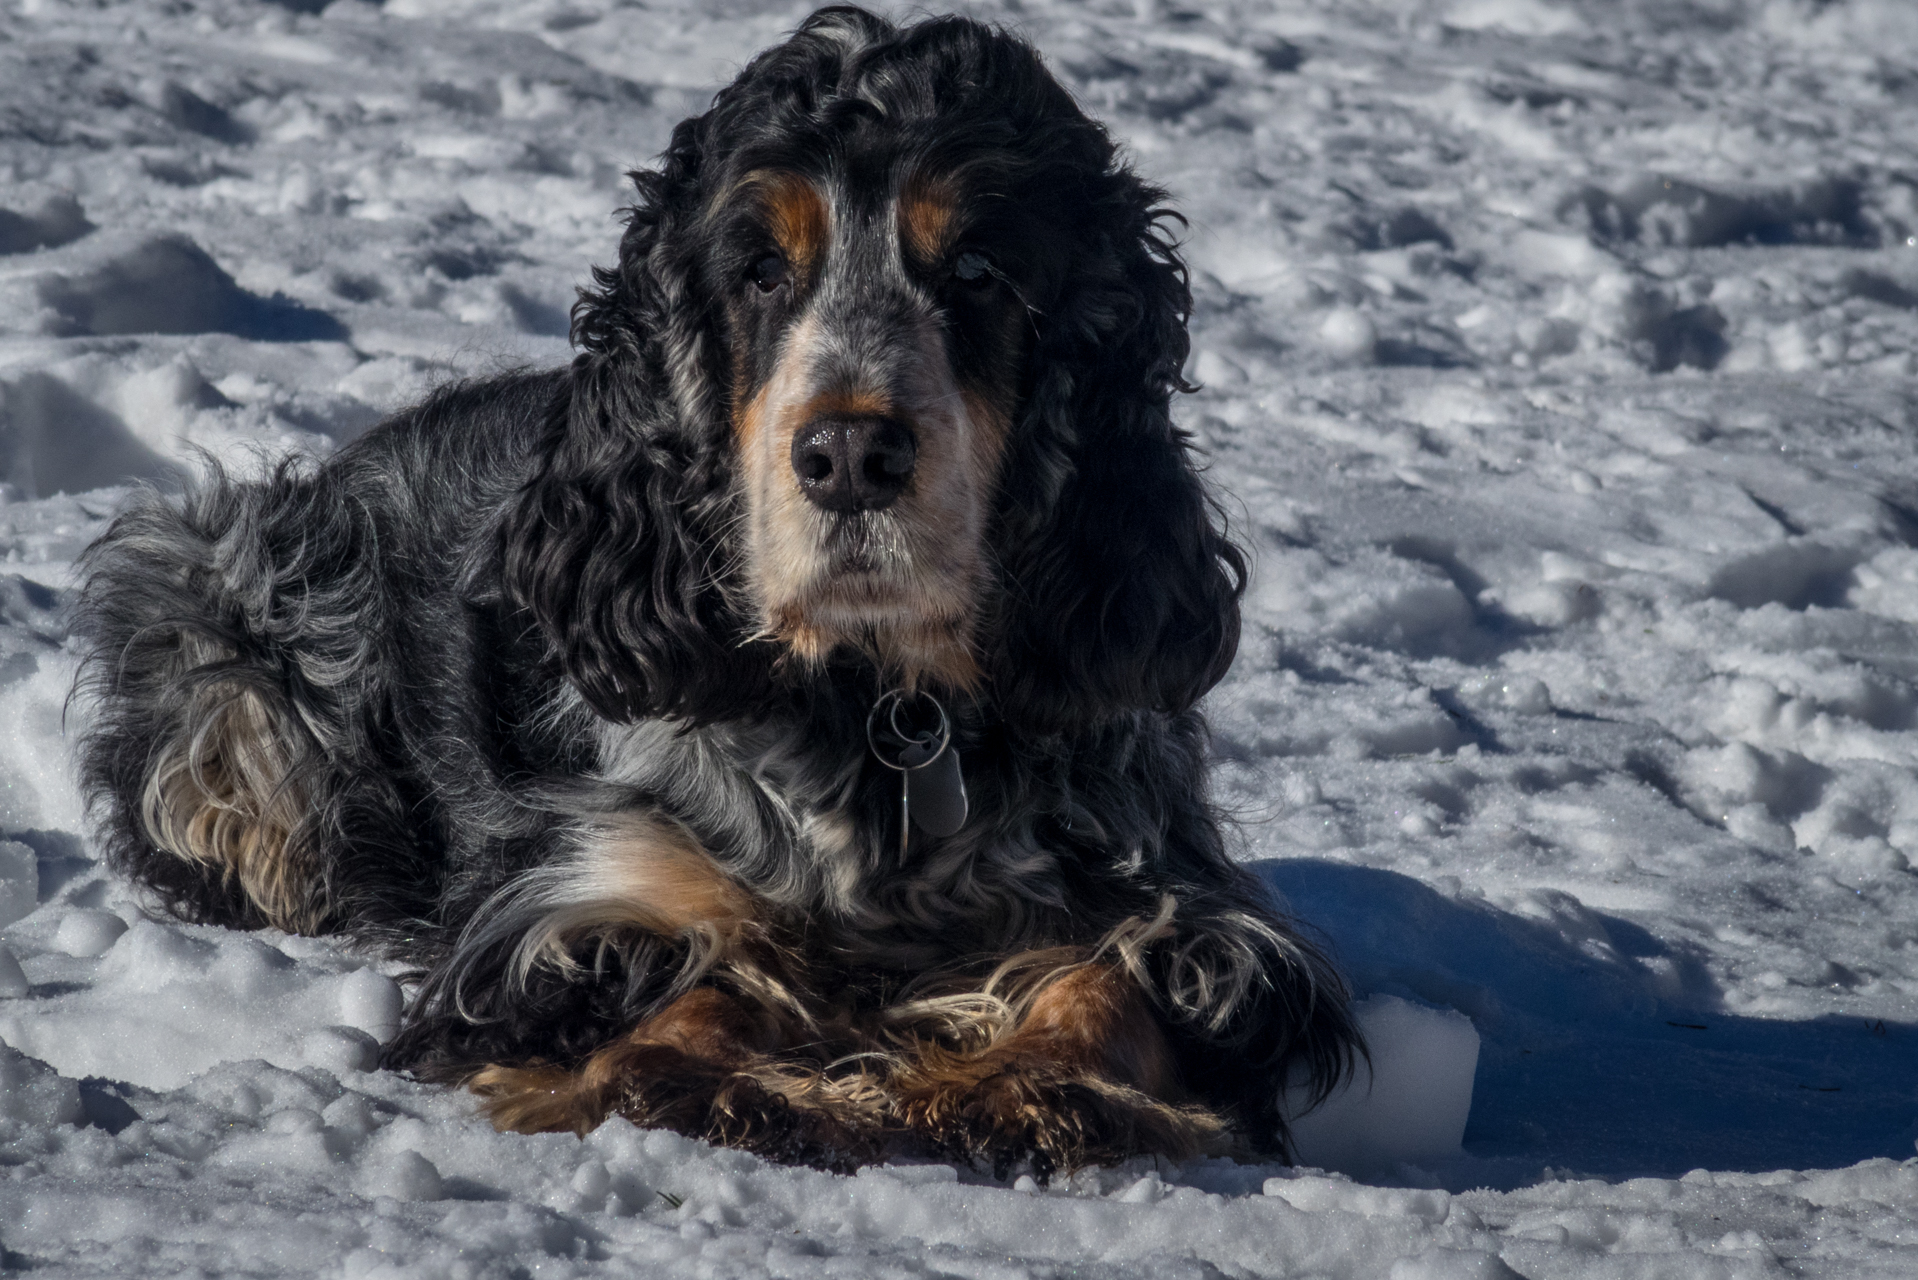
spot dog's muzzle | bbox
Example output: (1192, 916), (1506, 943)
(791, 417), (917, 513)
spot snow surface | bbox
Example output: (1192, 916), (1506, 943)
(4, 0), (1918, 1273)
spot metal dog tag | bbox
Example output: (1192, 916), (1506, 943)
(867, 690), (969, 858)
(905, 740), (968, 838)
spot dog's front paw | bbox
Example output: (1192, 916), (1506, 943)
(895, 1057), (1221, 1183)
(687, 1072), (879, 1173)
(898, 1067), (1108, 1181)
(470, 1043), (880, 1172)
(466, 1041), (700, 1137)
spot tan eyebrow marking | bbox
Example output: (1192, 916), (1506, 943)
(898, 174), (958, 267)
(736, 170), (829, 278)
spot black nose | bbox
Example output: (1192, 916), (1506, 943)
(790, 417), (917, 513)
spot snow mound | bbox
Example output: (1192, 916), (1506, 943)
(36, 236), (346, 343)
(0, 195), (92, 257)
(0, 915), (403, 1091)
(0, 372), (172, 498)
(0, 1041), (81, 1126)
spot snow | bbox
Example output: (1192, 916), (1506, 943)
(1289, 996), (1482, 1181)
(3, 0), (1918, 1273)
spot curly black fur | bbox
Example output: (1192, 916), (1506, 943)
(72, 5), (1361, 1169)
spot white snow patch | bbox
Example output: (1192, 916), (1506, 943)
(1290, 996), (1481, 1181)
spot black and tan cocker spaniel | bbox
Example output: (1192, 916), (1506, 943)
(74, 6), (1360, 1179)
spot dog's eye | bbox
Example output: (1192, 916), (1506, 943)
(952, 251), (993, 285)
(750, 253), (788, 293)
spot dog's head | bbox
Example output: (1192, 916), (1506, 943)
(504, 6), (1244, 732)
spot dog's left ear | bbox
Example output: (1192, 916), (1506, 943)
(989, 198), (1247, 734)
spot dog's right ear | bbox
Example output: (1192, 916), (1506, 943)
(500, 360), (773, 726)
(571, 115), (724, 435)
(499, 130), (774, 726)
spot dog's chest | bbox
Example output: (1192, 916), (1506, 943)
(593, 716), (1063, 942)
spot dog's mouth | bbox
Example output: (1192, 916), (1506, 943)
(820, 512), (908, 578)
(755, 504), (982, 687)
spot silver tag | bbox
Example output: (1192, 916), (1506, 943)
(867, 689), (968, 858)
(906, 741), (968, 838)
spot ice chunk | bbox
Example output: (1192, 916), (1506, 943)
(0, 1042), (82, 1126)
(98, 920), (218, 991)
(362, 1149), (443, 1202)
(55, 909), (129, 958)
(1497, 676), (1554, 715)
(300, 1025), (380, 1075)
(1288, 995), (1480, 1180)
(0, 838), (37, 928)
(1319, 307), (1377, 362)
(572, 1159), (612, 1199)
(0, 943), (28, 998)
(1119, 1172), (1169, 1203)
(338, 968), (404, 1043)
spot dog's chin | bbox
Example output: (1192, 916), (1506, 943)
(765, 561), (982, 692)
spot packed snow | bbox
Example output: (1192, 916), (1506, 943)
(4, 0), (1918, 1273)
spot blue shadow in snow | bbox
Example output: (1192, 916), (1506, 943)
(38, 236), (347, 344)
(1256, 859), (1918, 1183)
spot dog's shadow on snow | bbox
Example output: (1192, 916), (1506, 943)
(1255, 859), (1918, 1183)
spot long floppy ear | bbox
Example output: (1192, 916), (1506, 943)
(989, 195), (1247, 734)
(498, 122), (774, 726)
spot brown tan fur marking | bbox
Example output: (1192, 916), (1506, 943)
(472, 987), (780, 1135)
(792, 387), (895, 423)
(517, 812), (756, 948)
(473, 987), (882, 1169)
(140, 641), (321, 934)
(958, 387), (1014, 506)
(757, 171), (829, 279)
(1009, 964), (1180, 1093)
(595, 819), (756, 936)
(891, 962), (1224, 1179)
(898, 176), (957, 267)
(725, 172), (829, 451)
(510, 813), (785, 1004)
(732, 382), (767, 457)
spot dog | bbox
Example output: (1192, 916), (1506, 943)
(73, 6), (1360, 1179)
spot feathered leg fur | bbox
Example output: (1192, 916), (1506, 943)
(73, 466), (375, 935)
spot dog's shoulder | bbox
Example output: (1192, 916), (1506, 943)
(332, 365), (571, 495)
